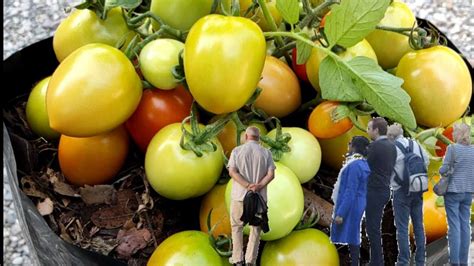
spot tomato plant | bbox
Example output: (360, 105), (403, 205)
(366, 1), (416, 69)
(199, 184), (231, 238)
(25, 77), (60, 140)
(147, 230), (223, 265)
(396, 46), (472, 128)
(254, 0), (282, 32)
(261, 228), (339, 266)
(291, 48), (309, 81)
(47, 43), (142, 137)
(145, 123), (224, 200)
(306, 39), (377, 91)
(254, 56), (301, 118)
(318, 116), (370, 169)
(225, 162), (304, 241)
(125, 86), (193, 152)
(150, 0), (214, 31)
(58, 126), (129, 186)
(184, 15), (266, 114)
(308, 101), (353, 139)
(139, 39), (185, 90)
(53, 7), (133, 62)
(266, 127), (321, 183)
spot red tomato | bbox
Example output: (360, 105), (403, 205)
(125, 86), (193, 152)
(291, 48), (308, 81)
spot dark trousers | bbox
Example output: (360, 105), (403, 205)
(366, 187), (391, 266)
(349, 244), (360, 266)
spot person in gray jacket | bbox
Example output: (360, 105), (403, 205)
(439, 122), (474, 266)
(388, 123), (430, 266)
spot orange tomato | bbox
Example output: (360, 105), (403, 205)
(308, 101), (353, 139)
(199, 184), (232, 238)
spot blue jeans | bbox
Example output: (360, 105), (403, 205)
(444, 192), (472, 265)
(366, 187), (391, 266)
(393, 189), (425, 266)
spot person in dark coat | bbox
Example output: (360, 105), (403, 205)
(331, 136), (371, 266)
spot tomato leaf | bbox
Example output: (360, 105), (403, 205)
(319, 56), (364, 102)
(276, 0), (300, 25)
(296, 34), (312, 65)
(103, 0), (142, 18)
(325, 0), (389, 48)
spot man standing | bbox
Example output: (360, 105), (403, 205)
(366, 117), (397, 266)
(228, 126), (276, 266)
(388, 123), (429, 266)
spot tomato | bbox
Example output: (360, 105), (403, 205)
(396, 46), (472, 127)
(254, 0), (282, 32)
(125, 86), (193, 152)
(47, 44), (142, 137)
(53, 7), (133, 62)
(184, 15), (266, 114)
(139, 39), (185, 90)
(150, 0), (214, 31)
(199, 184), (231, 238)
(435, 116), (471, 157)
(366, 1), (416, 69)
(225, 162), (304, 241)
(291, 48), (309, 81)
(318, 116), (370, 169)
(306, 39), (377, 92)
(145, 123), (224, 200)
(266, 127), (321, 183)
(308, 101), (353, 139)
(25, 77), (60, 140)
(58, 126), (129, 186)
(213, 118), (267, 157)
(147, 230), (223, 266)
(261, 228), (339, 266)
(254, 56), (301, 118)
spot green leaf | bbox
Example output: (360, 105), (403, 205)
(105, 0), (142, 9)
(325, 0), (389, 48)
(347, 56), (416, 129)
(319, 56), (364, 102)
(296, 33), (312, 65)
(332, 104), (351, 122)
(276, 0), (300, 25)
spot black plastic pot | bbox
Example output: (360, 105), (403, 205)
(3, 18), (473, 266)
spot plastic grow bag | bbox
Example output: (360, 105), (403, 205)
(2, 18), (473, 266)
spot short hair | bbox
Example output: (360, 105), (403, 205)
(387, 123), (404, 140)
(350, 136), (370, 156)
(370, 117), (388, 135)
(453, 122), (471, 145)
(245, 126), (260, 138)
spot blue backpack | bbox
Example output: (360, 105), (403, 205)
(394, 139), (429, 194)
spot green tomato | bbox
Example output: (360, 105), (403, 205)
(225, 162), (304, 241)
(139, 39), (184, 90)
(150, 0), (214, 31)
(471, 203), (474, 222)
(25, 77), (60, 140)
(147, 230), (224, 265)
(266, 127), (322, 183)
(145, 123), (224, 200)
(261, 228), (339, 266)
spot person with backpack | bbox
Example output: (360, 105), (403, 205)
(387, 123), (430, 266)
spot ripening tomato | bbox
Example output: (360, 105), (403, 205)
(396, 46), (472, 127)
(150, 0), (214, 31)
(265, 127), (322, 183)
(318, 116), (370, 169)
(261, 228), (339, 266)
(366, 1), (416, 69)
(147, 231), (224, 266)
(139, 39), (185, 90)
(291, 48), (309, 81)
(184, 15), (266, 114)
(199, 184), (231, 238)
(145, 123), (224, 200)
(58, 126), (129, 186)
(25, 77), (60, 140)
(53, 7), (133, 62)
(308, 101), (353, 139)
(254, 56), (301, 118)
(306, 39), (377, 91)
(435, 116), (471, 157)
(47, 44), (142, 137)
(125, 86), (193, 152)
(225, 162), (304, 241)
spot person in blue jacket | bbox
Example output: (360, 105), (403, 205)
(331, 136), (371, 266)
